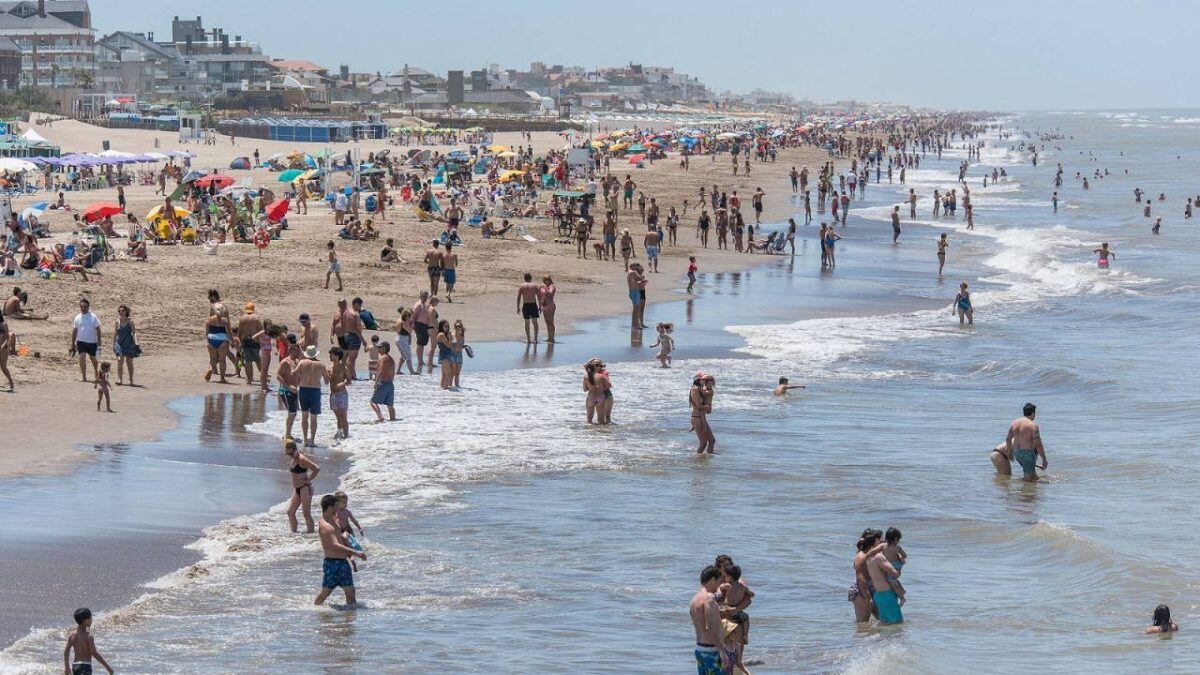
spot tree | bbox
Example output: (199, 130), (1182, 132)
(71, 68), (95, 90)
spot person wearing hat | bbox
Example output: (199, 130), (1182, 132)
(237, 302), (264, 386)
(296, 344), (329, 447)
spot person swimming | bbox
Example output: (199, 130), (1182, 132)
(1093, 242), (1115, 269)
(1146, 605), (1179, 634)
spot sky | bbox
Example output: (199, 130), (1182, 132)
(91, 0), (1200, 111)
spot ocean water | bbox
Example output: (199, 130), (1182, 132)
(5, 111), (1200, 673)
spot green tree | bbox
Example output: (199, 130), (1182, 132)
(71, 68), (95, 89)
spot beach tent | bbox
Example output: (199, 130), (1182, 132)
(265, 199), (290, 223)
(229, 157), (252, 170)
(20, 128), (48, 144)
(278, 169), (304, 183)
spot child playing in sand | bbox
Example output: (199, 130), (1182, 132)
(883, 527), (908, 605)
(367, 335), (381, 381)
(335, 491), (365, 571)
(95, 362), (112, 412)
(686, 256), (698, 293)
(63, 608), (114, 675)
(648, 322), (674, 367)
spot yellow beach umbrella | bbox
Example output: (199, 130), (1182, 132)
(499, 170), (525, 183)
(608, 142), (629, 153)
(146, 204), (191, 221)
(497, 150), (518, 158)
(488, 144), (511, 153)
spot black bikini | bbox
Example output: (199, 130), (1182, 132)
(290, 458), (311, 495)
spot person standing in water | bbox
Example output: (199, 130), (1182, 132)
(954, 281), (973, 325)
(1093, 242), (1115, 269)
(315, 493), (367, 607)
(690, 373), (716, 454)
(690, 565), (730, 675)
(891, 205), (902, 244)
(1146, 605), (1179, 634)
(1006, 402), (1047, 481)
(63, 608), (114, 675)
(937, 234), (949, 275)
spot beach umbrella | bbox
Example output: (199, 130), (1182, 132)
(195, 174), (235, 189)
(498, 170), (525, 183)
(146, 204), (191, 221)
(487, 144), (510, 153)
(181, 170), (205, 184)
(265, 198), (290, 223)
(497, 150), (518, 159)
(628, 153), (646, 164)
(0, 158), (37, 173)
(608, 142), (629, 153)
(19, 202), (48, 222)
(627, 144), (647, 152)
(278, 169), (304, 182)
(83, 203), (124, 223)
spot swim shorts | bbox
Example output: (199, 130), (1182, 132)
(75, 341), (98, 357)
(522, 302), (540, 319)
(241, 339), (260, 364)
(342, 332), (362, 351)
(322, 557), (354, 589)
(443, 268), (457, 285)
(414, 322), (430, 346)
(605, 234), (616, 244)
(329, 389), (349, 411)
(278, 388), (298, 413)
(72, 665), (93, 675)
(629, 290), (642, 306)
(1015, 449), (1038, 478)
(646, 245), (659, 259)
(694, 646), (726, 675)
(873, 589), (904, 624)
(298, 386), (322, 415)
(371, 380), (395, 407)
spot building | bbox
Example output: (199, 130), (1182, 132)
(405, 88), (544, 114)
(366, 66), (445, 98)
(95, 30), (176, 94)
(0, 36), (19, 88)
(0, 0), (95, 88)
(166, 16), (271, 95)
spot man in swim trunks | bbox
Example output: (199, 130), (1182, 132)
(412, 291), (431, 372)
(315, 493), (366, 607)
(331, 298), (364, 380)
(296, 345), (328, 447)
(238, 302), (264, 386)
(644, 227), (660, 273)
(442, 243), (458, 302)
(627, 264), (647, 329)
(370, 341), (396, 422)
(690, 565), (730, 675)
(517, 272), (541, 344)
(424, 240), (443, 297)
(866, 547), (904, 624)
(1005, 402), (1047, 481)
(328, 346), (350, 440)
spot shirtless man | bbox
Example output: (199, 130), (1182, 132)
(298, 313), (319, 350)
(603, 210), (617, 260)
(370, 341), (396, 422)
(328, 346), (350, 440)
(276, 339), (301, 440)
(442, 243), (458, 302)
(1005, 402), (1047, 481)
(296, 345), (329, 447)
(627, 264), (647, 329)
(424, 297), (440, 373)
(424, 240), (443, 297)
(237, 302), (264, 386)
(315, 494), (367, 607)
(444, 201), (464, 230)
(866, 548), (904, 624)
(773, 376), (805, 396)
(690, 565), (730, 675)
(644, 227), (661, 273)
(331, 299), (364, 380)
(517, 273), (541, 343)
(412, 292), (431, 372)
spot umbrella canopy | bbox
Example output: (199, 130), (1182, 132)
(83, 203), (124, 223)
(496, 151), (518, 159)
(628, 153), (646, 164)
(146, 204), (191, 221)
(0, 158), (38, 173)
(487, 144), (510, 153)
(265, 199), (290, 223)
(195, 174), (235, 189)
(278, 169), (304, 182)
(19, 202), (48, 222)
(627, 144), (647, 153)
(181, 170), (205, 183)
(498, 170), (525, 183)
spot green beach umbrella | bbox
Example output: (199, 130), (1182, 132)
(278, 169), (303, 182)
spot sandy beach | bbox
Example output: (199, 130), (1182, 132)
(1, 119), (830, 478)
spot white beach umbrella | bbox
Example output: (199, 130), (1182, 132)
(0, 158), (38, 172)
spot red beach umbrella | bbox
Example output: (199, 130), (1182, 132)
(195, 174), (235, 189)
(83, 202), (123, 222)
(265, 198), (290, 223)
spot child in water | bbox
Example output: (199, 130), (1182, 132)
(64, 608), (114, 675)
(367, 335), (381, 380)
(883, 527), (908, 606)
(649, 322), (674, 367)
(335, 491), (365, 571)
(95, 362), (112, 412)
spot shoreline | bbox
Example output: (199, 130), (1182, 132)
(1, 119), (831, 480)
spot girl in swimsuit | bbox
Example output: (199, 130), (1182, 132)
(954, 281), (974, 325)
(436, 319), (454, 390)
(1093, 242), (1115, 269)
(252, 320), (280, 392)
(937, 234), (949, 275)
(394, 308), (416, 375)
(284, 438), (320, 533)
(583, 359), (605, 424)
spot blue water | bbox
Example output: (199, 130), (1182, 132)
(4, 111), (1200, 673)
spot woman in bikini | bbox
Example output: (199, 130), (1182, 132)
(435, 319), (454, 390)
(937, 234), (949, 275)
(583, 359), (605, 425)
(394, 308), (416, 375)
(284, 437), (320, 533)
(0, 314), (13, 390)
(690, 373), (716, 453)
(539, 275), (557, 344)
(204, 290), (232, 383)
(850, 529), (884, 623)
